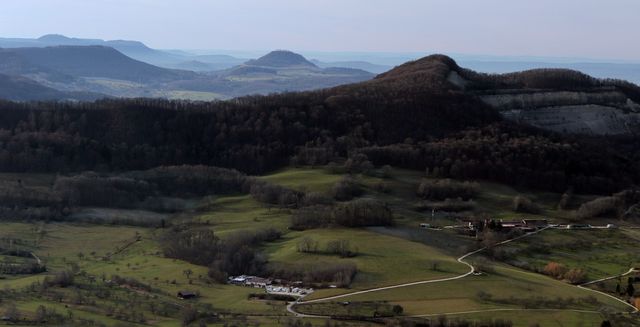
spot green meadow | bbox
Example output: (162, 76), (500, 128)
(0, 167), (638, 326)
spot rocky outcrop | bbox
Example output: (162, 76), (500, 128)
(478, 89), (640, 135)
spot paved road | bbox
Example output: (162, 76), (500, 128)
(287, 227), (553, 318)
(30, 252), (42, 265)
(409, 308), (601, 317)
(577, 267), (640, 314)
(581, 268), (638, 286)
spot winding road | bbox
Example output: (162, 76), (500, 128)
(287, 226), (639, 318)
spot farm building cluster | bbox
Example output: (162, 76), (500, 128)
(229, 275), (313, 297)
(465, 218), (549, 233)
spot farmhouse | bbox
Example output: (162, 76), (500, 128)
(177, 290), (197, 299)
(246, 276), (272, 288)
(229, 275), (249, 285)
(228, 275), (273, 288)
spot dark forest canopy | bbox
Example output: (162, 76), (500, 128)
(0, 55), (638, 194)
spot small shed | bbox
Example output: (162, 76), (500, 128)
(178, 290), (197, 299)
(522, 219), (548, 228)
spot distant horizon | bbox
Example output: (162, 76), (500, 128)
(2, 0), (639, 61)
(3, 33), (640, 66)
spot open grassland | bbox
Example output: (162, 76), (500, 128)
(499, 228), (640, 281)
(296, 262), (632, 317)
(265, 228), (468, 296)
(195, 195), (291, 235)
(259, 167), (344, 193)
(411, 310), (607, 327)
(0, 168), (638, 326)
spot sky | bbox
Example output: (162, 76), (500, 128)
(1, 0), (639, 61)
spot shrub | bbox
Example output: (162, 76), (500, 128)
(343, 153), (374, 174)
(43, 270), (75, 288)
(3, 303), (20, 322)
(180, 305), (198, 327)
(576, 196), (622, 219)
(331, 176), (362, 201)
(513, 195), (541, 214)
(296, 237), (319, 253)
(301, 192), (333, 206)
(161, 229), (220, 266)
(269, 262), (357, 287)
(557, 189), (573, 210)
(249, 180), (302, 208)
(325, 239), (357, 257)
(543, 262), (568, 279)
(291, 199), (394, 230)
(333, 199), (394, 227)
(290, 205), (332, 230)
(564, 268), (587, 284)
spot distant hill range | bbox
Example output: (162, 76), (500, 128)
(0, 73), (102, 101)
(0, 46), (194, 83)
(0, 35), (390, 74)
(311, 59), (392, 74)
(178, 51), (374, 97)
(0, 35), (639, 136)
(0, 42), (374, 100)
(0, 34), (186, 67)
(246, 50), (316, 68)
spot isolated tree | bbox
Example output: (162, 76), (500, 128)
(512, 195), (541, 214)
(563, 268), (587, 284)
(4, 303), (21, 322)
(181, 305), (198, 327)
(35, 305), (47, 323)
(296, 237), (318, 253)
(326, 239), (355, 257)
(627, 280), (635, 297)
(557, 190), (572, 210)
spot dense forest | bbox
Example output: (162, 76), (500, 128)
(0, 55), (638, 194)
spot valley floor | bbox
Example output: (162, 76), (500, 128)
(1, 167), (639, 326)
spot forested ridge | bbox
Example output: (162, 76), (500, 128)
(0, 55), (638, 194)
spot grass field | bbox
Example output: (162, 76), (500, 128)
(410, 310), (607, 327)
(259, 167), (344, 193)
(0, 167), (638, 326)
(295, 262), (632, 324)
(195, 195), (292, 235)
(499, 228), (640, 281)
(265, 228), (469, 295)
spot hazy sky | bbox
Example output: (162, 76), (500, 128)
(1, 0), (639, 60)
